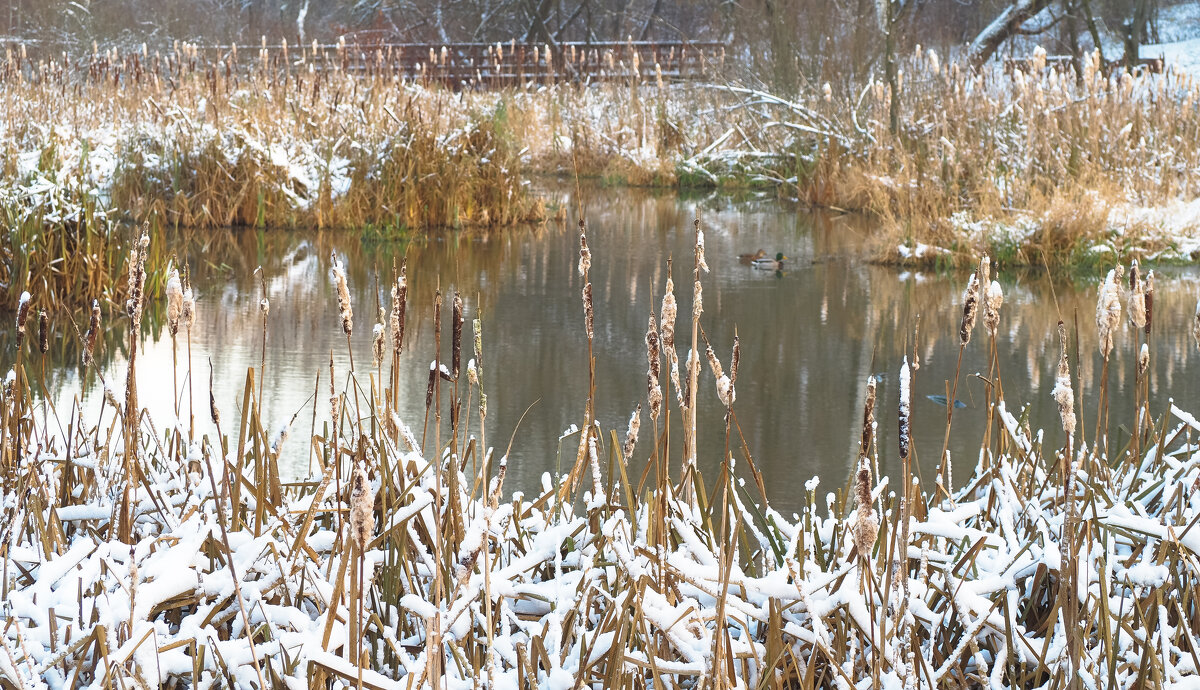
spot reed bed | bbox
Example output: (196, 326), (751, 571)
(5, 42), (1200, 310)
(3, 223), (1200, 689)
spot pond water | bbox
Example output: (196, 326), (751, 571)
(12, 187), (1200, 513)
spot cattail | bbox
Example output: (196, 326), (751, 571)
(391, 264), (407, 356)
(823, 82), (832, 101)
(372, 323), (385, 368)
(349, 467), (375, 551)
(898, 358), (911, 460)
(645, 313), (662, 420)
(426, 361), (438, 409)
(983, 281), (1003, 339)
(473, 318), (486, 418)
(730, 334), (740, 393)
(1193, 296), (1200, 351)
(853, 459), (877, 558)
(581, 281), (594, 341)
(125, 229), (150, 323)
(84, 300), (101, 366)
(165, 267), (183, 337)
(959, 272), (979, 345)
(1052, 321), (1075, 440)
(1097, 266), (1123, 358)
(1144, 270), (1154, 335)
(694, 219), (708, 273)
(578, 223), (591, 277)
(1137, 344), (1149, 377)
(452, 292), (463, 379)
(660, 275), (677, 354)
(259, 296), (269, 317)
(331, 252), (353, 336)
(16, 291), (31, 339)
(977, 255), (990, 291)
(1128, 259), (1146, 330)
(705, 343), (733, 408)
(622, 405), (641, 461)
(37, 309), (48, 354)
(692, 279), (703, 321)
(860, 375), (876, 459)
(180, 275), (195, 332)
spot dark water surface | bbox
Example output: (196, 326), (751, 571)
(15, 188), (1200, 513)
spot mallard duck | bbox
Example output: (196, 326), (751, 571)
(738, 249), (768, 264)
(752, 252), (788, 270)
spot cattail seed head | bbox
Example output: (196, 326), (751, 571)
(578, 224), (591, 277)
(1128, 259), (1146, 330)
(694, 220), (708, 274)
(165, 267), (183, 337)
(180, 279), (195, 332)
(977, 254), (990, 290)
(452, 292), (464, 379)
(331, 252), (353, 336)
(645, 313), (662, 420)
(1144, 270), (1154, 335)
(1052, 321), (1075, 440)
(1097, 266), (1123, 358)
(349, 466), (375, 551)
(983, 280), (1003, 339)
(853, 459), (878, 559)
(623, 405), (641, 461)
(372, 323), (385, 368)
(1192, 296), (1200, 351)
(660, 276), (677, 353)
(391, 267), (407, 356)
(84, 300), (101, 366)
(898, 358), (912, 460)
(860, 375), (876, 459)
(959, 272), (979, 345)
(1137, 343), (1149, 377)
(692, 279), (703, 321)
(37, 309), (48, 354)
(125, 229), (150, 323)
(16, 291), (31, 338)
(582, 283), (594, 340)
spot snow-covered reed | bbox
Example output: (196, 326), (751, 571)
(2, 233), (1200, 689)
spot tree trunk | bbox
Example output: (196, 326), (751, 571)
(967, 0), (1054, 70)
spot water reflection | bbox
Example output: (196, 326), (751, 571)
(7, 188), (1200, 514)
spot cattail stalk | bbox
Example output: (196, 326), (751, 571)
(1096, 266), (1123, 458)
(939, 268), (979, 492)
(349, 466), (375, 673)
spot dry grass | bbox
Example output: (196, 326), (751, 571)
(3, 224), (1200, 687)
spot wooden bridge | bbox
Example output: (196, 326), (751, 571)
(6, 39), (726, 88)
(257, 39), (727, 86)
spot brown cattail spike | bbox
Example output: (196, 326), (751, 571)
(391, 262), (407, 356)
(1097, 266), (1123, 358)
(959, 272), (979, 345)
(16, 291), (31, 341)
(898, 359), (912, 460)
(1144, 271), (1154, 336)
(166, 267), (183, 337)
(1052, 321), (1076, 441)
(37, 309), (48, 354)
(349, 466), (375, 551)
(983, 281), (1003, 339)
(452, 292), (464, 379)
(860, 375), (877, 459)
(645, 312), (662, 420)
(1128, 259), (1146, 330)
(853, 460), (878, 559)
(331, 253), (353, 336)
(84, 300), (101, 366)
